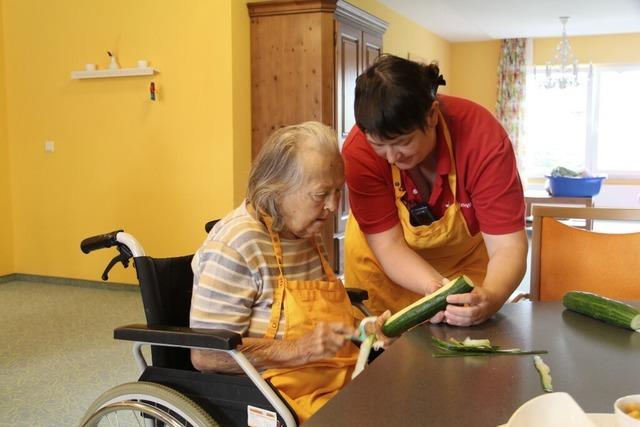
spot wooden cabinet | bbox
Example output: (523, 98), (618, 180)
(248, 0), (387, 275)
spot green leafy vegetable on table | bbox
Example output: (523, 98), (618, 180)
(431, 336), (547, 358)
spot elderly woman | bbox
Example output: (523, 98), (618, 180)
(189, 121), (391, 423)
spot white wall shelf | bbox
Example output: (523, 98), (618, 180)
(70, 67), (158, 80)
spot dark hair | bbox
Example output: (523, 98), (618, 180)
(354, 54), (446, 139)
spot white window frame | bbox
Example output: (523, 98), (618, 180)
(526, 63), (640, 179)
(588, 64), (640, 179)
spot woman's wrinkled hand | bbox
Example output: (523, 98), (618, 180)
(296, 322), (355, 363)
(360, 310), (397, 347)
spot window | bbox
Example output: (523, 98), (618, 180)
(522, 64), (640, 178)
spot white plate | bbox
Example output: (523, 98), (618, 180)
(498, 414), (615, 427)
(588, 414), (617, 427)
(498, 393), (614, 427)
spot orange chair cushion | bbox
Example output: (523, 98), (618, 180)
(539, 217), (640, 301)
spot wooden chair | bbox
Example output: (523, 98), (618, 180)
(529, 205), (640, 301)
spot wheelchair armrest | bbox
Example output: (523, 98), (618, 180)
(346, 287), (369, 304)
(116, 325), (297, 427)
(114, 324), (242, 351)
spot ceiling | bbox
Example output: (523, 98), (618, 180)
(377, 0), (640, 42)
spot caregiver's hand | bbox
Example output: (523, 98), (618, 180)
(426, 277), (451, 324)
(443, 287), (501, 326)
(423, 275), (446, 295)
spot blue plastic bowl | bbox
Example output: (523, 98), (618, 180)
(545, 176), (605, 197)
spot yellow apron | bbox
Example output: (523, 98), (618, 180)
(345, 112), (489, 315)
(259, 214), (359, 423)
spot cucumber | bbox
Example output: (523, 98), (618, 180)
(562, 291), (640, 331)
(382, 275), (474, 337)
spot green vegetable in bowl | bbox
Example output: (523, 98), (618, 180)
(550, 166), (581, 177)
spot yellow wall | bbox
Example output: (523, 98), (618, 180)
(0, 0), (15, 276)
(231, 0), (252, 206)
(449, 40), (502, 112)
(18, 3), (630, 283)
(349, 0), (451, 87)
(446, 33), (640, 115)
(534, 33), (640, 65)
(3, 0), (241, 283)
(1, 0), (451, 284)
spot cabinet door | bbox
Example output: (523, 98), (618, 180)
(249, 9), (335, 157)
(336, 21), (361, 146)
(363, 31), (382, 68)
(333, 21), (362, 275)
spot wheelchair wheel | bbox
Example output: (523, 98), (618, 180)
(79, 381), (219, 427)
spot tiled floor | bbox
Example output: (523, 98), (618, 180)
(0, 280), (147, 427)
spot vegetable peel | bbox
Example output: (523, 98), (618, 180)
(431, 337), (547, 358)
(534, 355), (553, 392)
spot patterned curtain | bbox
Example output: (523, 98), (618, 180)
(496, 38), (527, 175)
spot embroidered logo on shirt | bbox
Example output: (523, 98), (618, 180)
(460, 202), (473, 208)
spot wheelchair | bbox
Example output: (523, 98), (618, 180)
(78, 220), (372, 427)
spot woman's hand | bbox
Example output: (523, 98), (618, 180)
(425, 277), (450, 324)
(423, 276), (447, 295)
(428, 279), (500, 326)
(431, 231), (527, 327)
(362, 310), (397, 347)
(443, 287), (501, 326)
(296, 322), (355, 363)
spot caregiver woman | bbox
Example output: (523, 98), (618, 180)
(342, 54), (528, 327)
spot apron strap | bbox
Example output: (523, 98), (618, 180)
(438, 110), (458, 201)
(310, 237), (337, 282)
(260, 213), (288, 339)
(261, 214), (286, 277)
(258, 207), (339, 338)
(391, 166), (406, 199)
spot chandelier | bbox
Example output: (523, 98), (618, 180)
(543, 17), (583, 89)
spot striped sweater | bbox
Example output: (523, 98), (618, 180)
(190, 202), (329, 339)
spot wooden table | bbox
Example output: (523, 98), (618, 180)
(305, 301), (640, 427)
(525, 190), (594, 230)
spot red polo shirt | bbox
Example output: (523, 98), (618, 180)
(342, 95), (525, 236)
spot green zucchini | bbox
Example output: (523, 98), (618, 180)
(562, 291), (640, 331)
(382, 275), (474, 337)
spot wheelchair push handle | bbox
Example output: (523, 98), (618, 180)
(80, 230), (123, 254)
(80, 230), (146, 281)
